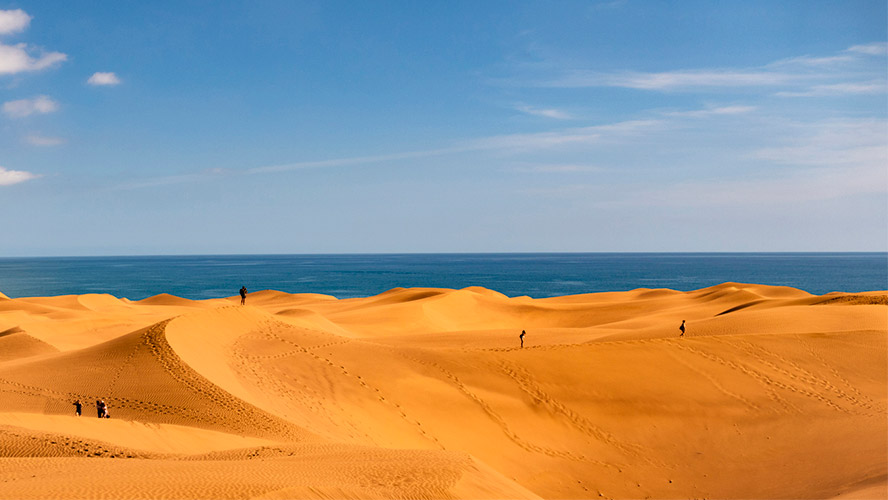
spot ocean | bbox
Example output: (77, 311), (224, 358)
(0, 253), (885, 301)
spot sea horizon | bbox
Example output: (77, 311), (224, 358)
(2, 252), (885, 301)
(5, 250), (887, 258)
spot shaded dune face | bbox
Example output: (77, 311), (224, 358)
(0, 283), (885, 499)
(0, 320), (308, 440)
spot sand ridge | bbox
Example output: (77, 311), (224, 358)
(0, 283), (885, 499)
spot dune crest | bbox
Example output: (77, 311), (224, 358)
(0, 283), (885, 499)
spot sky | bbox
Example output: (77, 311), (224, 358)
(0, 0), (886, 256)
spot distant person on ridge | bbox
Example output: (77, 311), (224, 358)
(240, 286), (247, 305)
(95, 400), (103, 418)
(520, 330), (526, 348)
(679, 320), (686, 338)
(73, 400), (82, 417)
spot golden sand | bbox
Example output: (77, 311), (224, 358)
(0, 283), (885, 499)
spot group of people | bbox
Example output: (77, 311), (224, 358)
(72, 399), (109, 418)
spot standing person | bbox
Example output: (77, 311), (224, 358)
(679, 320), (686, 338)
(519, 330), (526, 348)
(73, 400), (82, 416)
(95, 400), (103, 418)
(99, 400), (109, 418)
(240, 286), (247, 305)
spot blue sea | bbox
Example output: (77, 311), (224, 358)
(0, 253), (885, 301)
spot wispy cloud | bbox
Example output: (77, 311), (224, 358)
(246, 147), (468, 175)
(512, 163), (605, 173)
(515, 116), (887, 209)
(2, 95), (59, 117)
(664, 105), (757, 118)
(847, 42), (888, 56)
(545, 69), (800, 90)
(464, 119), (660, 151)
(25, 134), (65, 146)
(0, 42), (66, 75)
(87, 72), (121, 86)
(0, 9), (30, 35)
(776, 81), (887, 97)
(512, 43), (886, 94)
(114, 117), (662, 190)
(250, 120), (660, 175)
(0, 165), (38, 186)
(514, 104), (573, 120)
(111, 168), (231, 191)
(768, 54), (856, 68)
(619, 118), (888, 206)
(750, 118), (887, 170)
(623, 164), (886, 208)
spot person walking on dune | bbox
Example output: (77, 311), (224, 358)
(95, 399), (109, 419)
(520, 330), (526, 348)
(679, 320), (686, 338)
(240, 286), (247, 305)
(73, 400), (82, 417)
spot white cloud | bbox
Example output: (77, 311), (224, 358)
(87, 72), (121, 86)
(520, 43), (887, 93)
(0, 42), (66, 75)
(776, 81), (887, 97)
(847, 42), (888, 56)
(25, 134), (65, 146)
(2, 95), (59, 117)
(0, 8), (66, 75)
(514, 104), (573, 120)
(549, 69), (800, 90)
(0, 166), (38, 186)
(666, 105), (757, 117)
(0, 9), (31, 35)
(769, 54), (856, 68)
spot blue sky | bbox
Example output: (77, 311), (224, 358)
(1, 1), (886, 255)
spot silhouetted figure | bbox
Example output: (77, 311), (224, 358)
(240, 286), (247, 305)
(679, 320), (686, 338)
(73, 400), (82, 416)
(520, 330), (526, 348)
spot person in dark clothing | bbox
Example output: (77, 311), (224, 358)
(73, 400), (82, 416)
(96, 400), (103, 418)
(240, 286), (247, 305)
(519, 330), (526, 348)
(679, 320), (686, 338)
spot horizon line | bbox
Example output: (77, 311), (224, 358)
(2, 250), (886, 259)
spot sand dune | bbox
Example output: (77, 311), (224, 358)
(0, 283), (885, 499)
